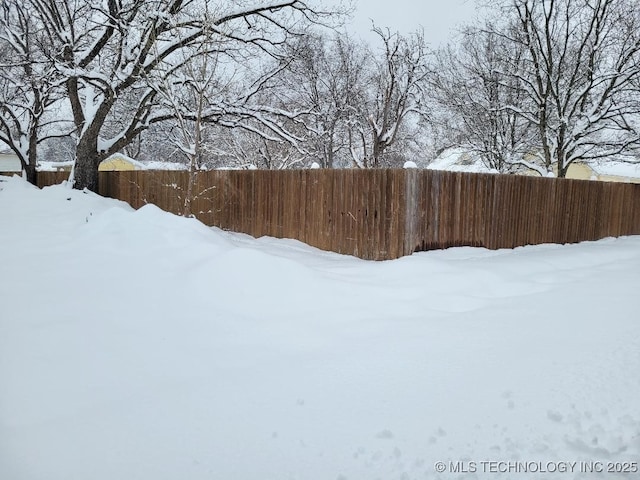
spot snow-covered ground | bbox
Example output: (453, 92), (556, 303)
(1, 175), (639, 480)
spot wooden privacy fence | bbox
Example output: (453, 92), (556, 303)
(37, 169), (640, 260)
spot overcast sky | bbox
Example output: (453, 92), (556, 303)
(343, 0), (480, 46)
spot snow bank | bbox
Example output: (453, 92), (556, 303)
(1, 175), (639, 480)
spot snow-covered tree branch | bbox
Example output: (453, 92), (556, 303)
(430, 25), (535, 173)
(363, 27), (431, 168)
(500, 0), (640, 176)
(0, 1), (63, 183)
(7, 0), (340, 190)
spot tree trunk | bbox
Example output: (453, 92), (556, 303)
(372, 130), (381, 168)
(22, 154), (37, 185)
(556, 142), (568, 178)
(183, 167), (196, 217)
(557, 160), (568, 178)
(21, 129), (39, 185)
(73, 142), (102, 192)
(23, 161), (37, 185)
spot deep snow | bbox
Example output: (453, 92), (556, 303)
(1, 175), (639, 480)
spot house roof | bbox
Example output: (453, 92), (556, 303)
(427, 148), (498, 174)
(38, 155), (188, 172)
(37, 161), (74, 172)
(428, 147), (640, 180)
(587, 159), (640, 179)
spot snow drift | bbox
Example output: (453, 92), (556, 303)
(1, 176), (639, 479)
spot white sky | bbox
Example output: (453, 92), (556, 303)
(345, 0), (480, 46)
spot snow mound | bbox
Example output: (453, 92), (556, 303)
(1, 176), (639, 480)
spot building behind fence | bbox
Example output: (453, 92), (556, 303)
(37, 169), (640, 260)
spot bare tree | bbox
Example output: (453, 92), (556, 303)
(0, 1), (63, 183)
(195, 30), (372, 170)
(214, 128), (307, 169)
(276, 32), (370, 168)
(430, 24), (537, 173)
(152, 27), (219, 216)
(500, 0), (640, 176)
(355, 27), (431, 168)
(13, 0), (336, 191)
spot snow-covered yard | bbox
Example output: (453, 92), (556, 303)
(1, 176), (639, 480)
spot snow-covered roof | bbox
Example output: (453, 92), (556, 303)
(37, 160), (74, 172)
(140, 160), (188, 171)
(427, 149), (640, 180)
(587, 159), (640, 179)
(426, 148), (498, 174)
(39, 156), (188, 172)
(216, 164), (258, 170)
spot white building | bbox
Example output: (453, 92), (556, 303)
(0, 151), (21, 174)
